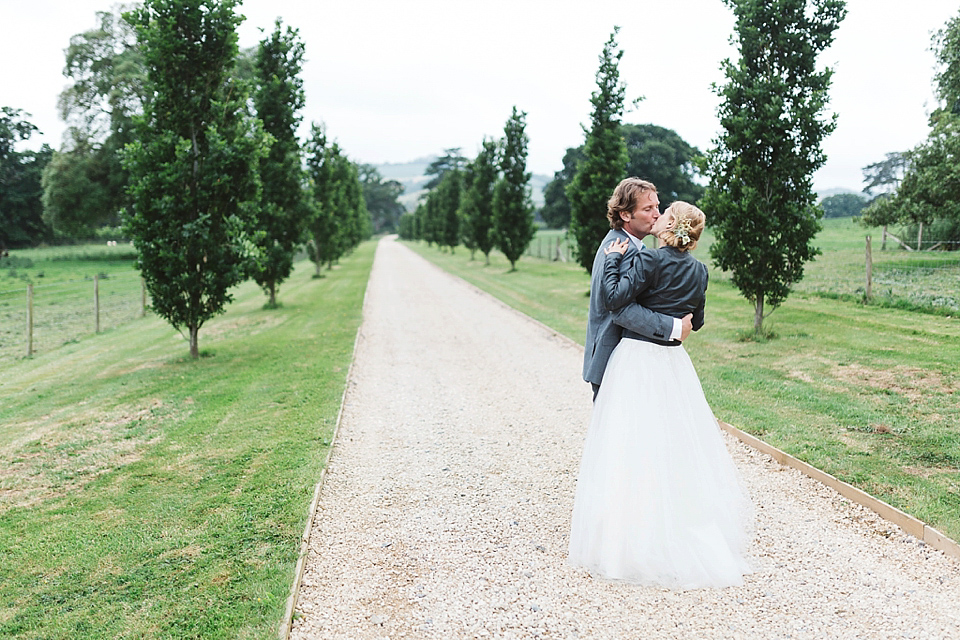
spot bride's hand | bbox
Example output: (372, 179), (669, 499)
(604, 238), (629, 255)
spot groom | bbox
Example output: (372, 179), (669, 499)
(583, 178), (692, 400)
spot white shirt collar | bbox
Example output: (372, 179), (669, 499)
(623, 230), (645, 251)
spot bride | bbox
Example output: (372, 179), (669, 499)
(568, 201), (753, 589)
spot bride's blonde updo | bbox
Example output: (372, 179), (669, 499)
(659, 201), (705, 251)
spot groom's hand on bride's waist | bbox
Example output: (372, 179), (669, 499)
(679, 313), (693, 341)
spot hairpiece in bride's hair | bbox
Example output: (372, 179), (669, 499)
(671, 213), (693, 246)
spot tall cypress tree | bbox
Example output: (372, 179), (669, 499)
(459, 138), (498, 263)
(123, 0), (268, 358)
(252, 18), (309, 307)
(304, 123), (335, 276)
(492, 106), (535, 271)
(702, 0), (845, 332)
(566, 27), (629, 273)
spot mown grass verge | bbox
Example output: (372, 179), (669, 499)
(0, 242), (375, 639)
(405, 227), (960, 543)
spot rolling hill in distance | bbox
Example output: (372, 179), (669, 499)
(374, 156), (550, 212)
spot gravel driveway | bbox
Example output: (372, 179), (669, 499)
(290, 236), (960, 640)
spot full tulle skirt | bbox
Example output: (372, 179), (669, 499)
(569, 339), (754, 589)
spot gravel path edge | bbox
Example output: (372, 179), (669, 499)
(278, 282), (372, 640)
(718, 419), (960, 561)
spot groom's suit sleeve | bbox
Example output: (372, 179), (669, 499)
(604, 249), (674, 341)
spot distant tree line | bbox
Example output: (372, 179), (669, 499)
(398, 107), (535, 271)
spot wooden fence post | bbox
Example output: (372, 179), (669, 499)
(26, 284), (33, 357)
(94, 275), (100, 333)
(865, 235), (873, 301)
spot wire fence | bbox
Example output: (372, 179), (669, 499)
(522, 230), (959, 315)
(524, 232), (575, 262)
(778, 237), (960, 314)
(0, 271), (149, 364)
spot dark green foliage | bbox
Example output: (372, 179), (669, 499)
(252, 19), (310, 306)
(0, 108), (53, 248)
(398, 211), (416, 239)
(934, 9), (960, 115)
(437, 169), (462, 252)
(540, 146), (582, 229)
(304, 127), (370, 273)
(821, 193), (867, 218)
(701, 0), (846, 331)
(540, 124), (703, 231)
(122, 0), (269, 359)
(419, 166), (463, 252)
(567, 28), (629, 273)
(331, 152), (371, 251)
(492, 107), (535, 271)
(622, 124), (704, 205)
(358, 164), (405, 234)
(304, 125), (339, 273)
(41, 136), (115, 238)
(459, 138), (498, 262)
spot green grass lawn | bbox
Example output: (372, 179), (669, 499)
(406, 220), (960, 542)
(0, 243), (375, 639)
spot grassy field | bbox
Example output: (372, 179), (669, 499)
(0, 243), (375, 639)
(406, 218), (960, 542)
(1, 243), (148, 363)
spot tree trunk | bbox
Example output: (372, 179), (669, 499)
(754, 296), (764, 332)
(881, 225), (888, 251)
(314, 260), (321, 276)
(269, 281), (276, 306)
(189, 324), (199, 359)
(484, 253), (490, 266)
(917, 221), (923, 251)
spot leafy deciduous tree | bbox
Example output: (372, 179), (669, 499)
(44, 7), (146, 238)
(701, 0), (846, 331)
(857, 10), (960, 249)
(622, 124), (704, 205)
(540, 146), (583, 230)
(0, 108), (52, 248)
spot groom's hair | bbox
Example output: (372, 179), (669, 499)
(607, 178), (657, 230)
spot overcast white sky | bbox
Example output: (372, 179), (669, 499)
(1, 0), (957, 191)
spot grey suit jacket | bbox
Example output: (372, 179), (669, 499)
(582, 229), (674, 386)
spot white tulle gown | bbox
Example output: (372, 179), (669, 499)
(569, 338), (754, 589)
